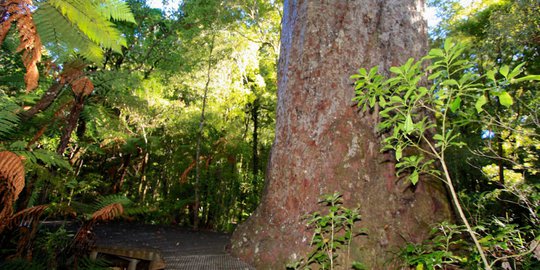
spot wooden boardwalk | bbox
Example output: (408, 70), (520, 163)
(94, 223), (254, 270)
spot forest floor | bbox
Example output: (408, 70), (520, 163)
(93, 222), (254, 270)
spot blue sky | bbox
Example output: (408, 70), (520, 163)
(148, 0), (181, 10)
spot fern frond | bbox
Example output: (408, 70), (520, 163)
(92, 194), (133, 211)
(94, 0), (136, 23)
(25, 177), (46, 208)
(0, 151), (25, 201)
(0, 95), (21, 139)
(123, 205), (149, 216)
(15, 149), (72, 170)
(47, 0), (127, 52)
(0, 151), (25, 233)
(91, 203), (123, 222)
(7, 204), (48, 229)
(0, 0), (42, 91)
(34, 3), (103, 63)
(91, 194), (148, 218)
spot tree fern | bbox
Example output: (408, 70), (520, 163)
(48, 0), (126, 52)
(33, 0), (135, 64)
(34, 3), (104, 64)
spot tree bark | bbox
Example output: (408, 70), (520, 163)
(22, 81), (65, 121)
(56, 95), (85, 155)
(230, 0), (452, 269)
(194, 34), (216, 229)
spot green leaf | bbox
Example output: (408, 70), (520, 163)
(429, 48), (444, 57)
(379, 96), (387, 108)
(442, 79), (459, 86)
(444, 38), (454, 51)
(513, 75), (540, 82)
(508, 63), (525, 80)
(410, 170), (419, 185)
(498, 91), (513, 107)
(449, 96), (461, 113)
(395, 145), (402, 161)
(358, 68), (367, 76)
(475, 95), (487, 113)
(404, 114), (414, 134)
(368, 66), (379, 77)
(390, 96), (403, 104)
(433, 134), (444, 141)
(428, 70), (444, 80)
(499, 65), (510, 79)
(389, 66), (401, 75)
(486, 70), (496, 82)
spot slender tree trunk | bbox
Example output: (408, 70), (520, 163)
(194, 34), (216, 229)
(22, 81), (65, 121)
(138, 151), (149, 202)
(113, 154), (131, 193)
(230, 1), (452, 268)
(57, 95), (85, 154)
(251, 98), (260, 188)
(497, 134), (505, 185)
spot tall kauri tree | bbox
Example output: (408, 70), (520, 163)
(231, 0), (453, 268)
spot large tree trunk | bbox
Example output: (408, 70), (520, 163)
(230, 0), (452, 269)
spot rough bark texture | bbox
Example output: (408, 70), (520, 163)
(230, 0), (453, 269)
(56, 95), (85, 155)
(21, 81), (65, 121)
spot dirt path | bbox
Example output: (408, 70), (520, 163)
(94, 223), (254, 270)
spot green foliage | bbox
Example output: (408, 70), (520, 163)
(0, 95), (21, 139)
(34, 227), (73, 268)
(0, 0), (281, 268)
(1, 0), (280, 232)
(77, 257), (111, 270)
(0, 259), (45, 270)
(352, 38), (538, 186)
(353, 38), (540, 270)
(287, 192), (365, 270)
(401, 216), (540, 269)
(69, 194), (147, 220)
(18, 149), (73, 171)
(398, 222), (468, 269)
(34, 0), (136, 63)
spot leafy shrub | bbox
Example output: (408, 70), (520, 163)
(287, 192), (366, 270)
